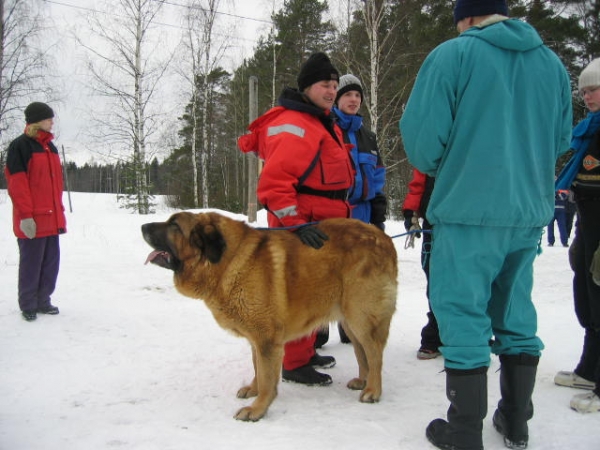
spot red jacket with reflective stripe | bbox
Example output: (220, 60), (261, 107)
(238, 91), (354, 227)
(5, 130), (67, 238)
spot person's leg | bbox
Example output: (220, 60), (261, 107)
(17, 238), (46, 315)
(429, 224), (496, 370)
(556, 209), (569, 246)
(427, 224), (497, 449)
(282, 333), (333, 385)
(37, 235), (60, 311)
(418, 221), (442, 359)
(547, 217), (555, 246)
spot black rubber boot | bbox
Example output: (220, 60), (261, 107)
(493, 353), (539, 449)
(315, 327), (329, 348)
(426, 367), (487, 450)
(338, 323), (351, 343)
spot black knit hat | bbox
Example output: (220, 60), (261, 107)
(25, 102), (54, 124)
(297, 52), (339, 91)
(453, 0), (508, 25)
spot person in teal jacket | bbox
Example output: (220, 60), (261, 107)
(399, 1), (573, 449)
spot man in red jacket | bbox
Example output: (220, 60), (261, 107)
(238, 53), (354, 385)
(5, 102), (67, 322)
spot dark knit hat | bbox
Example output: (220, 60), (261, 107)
(453, 0), (508, 25)
(297, 52), (339, 91)
(336, 74), (363, 103)
(25, 102), (54, 124)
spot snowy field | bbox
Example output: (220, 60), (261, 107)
(0, 191), (597, 450)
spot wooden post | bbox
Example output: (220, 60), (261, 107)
(246, 76), (259, 223)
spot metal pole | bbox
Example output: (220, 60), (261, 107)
(246, 76), (259, 222)
(61, 145), (73, 213)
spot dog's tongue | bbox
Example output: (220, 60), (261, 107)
(145, 250), (167, 265)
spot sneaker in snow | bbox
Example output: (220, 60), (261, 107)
(554, 371), (595, 390)
(417, 348), (441, 360)
(570, 391), (600, 413)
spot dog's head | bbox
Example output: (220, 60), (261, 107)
(142, 212), (227, 271)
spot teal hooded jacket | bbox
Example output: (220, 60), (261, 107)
(400, 18), (572, 228)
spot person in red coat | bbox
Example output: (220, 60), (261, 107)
(238, 53), (354, 385)
(5, 102), (67, 321)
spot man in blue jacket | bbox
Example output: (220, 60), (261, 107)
(399, 1), (572, 449)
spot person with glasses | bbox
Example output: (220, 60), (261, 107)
(399, 1), (572, 448)
(554, 57), (600, 414)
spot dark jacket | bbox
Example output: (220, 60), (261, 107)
(5, 130), (67, 238)
(333, 107), (386, 224)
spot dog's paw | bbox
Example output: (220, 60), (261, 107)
(234, 406), (264, 422)
(236, 385), (258, 399)
(359, 388), (381, 404)
(346, 377), (366, 391)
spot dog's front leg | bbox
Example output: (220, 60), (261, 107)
(234, 343), (283, 422)
(237, 345), (259, 399)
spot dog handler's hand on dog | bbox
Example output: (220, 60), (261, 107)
(20, 218), (36, 239)
(295, 224), (329, 249)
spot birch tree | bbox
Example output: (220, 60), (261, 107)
(177, 0), (229, 208)
(0, 0), (55, 142)
(78, 0), (171, 214)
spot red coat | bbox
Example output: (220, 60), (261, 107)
(5, 130), (67, 238)
(239, 92), (354, 228)
(402, 168), (427, 213)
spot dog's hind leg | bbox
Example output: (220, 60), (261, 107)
(234, 342), (283, 422)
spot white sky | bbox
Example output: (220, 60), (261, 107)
(43, 0), (285, 165)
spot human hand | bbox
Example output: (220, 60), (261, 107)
(403, 210), (414, 232)
(295, 224), (328, 249)
(591, 245), (600, 286)
(20, 218), (36, 239)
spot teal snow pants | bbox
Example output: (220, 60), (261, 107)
(429, 223), (545, 370)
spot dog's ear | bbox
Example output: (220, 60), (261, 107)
(190, 223), (226, 264)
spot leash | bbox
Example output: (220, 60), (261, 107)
(253, 220), (431, 245)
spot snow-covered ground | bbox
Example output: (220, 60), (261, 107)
(0, 191), (597, 449)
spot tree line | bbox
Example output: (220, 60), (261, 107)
(1, 0), (598, 217)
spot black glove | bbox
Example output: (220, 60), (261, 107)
(373, 222), (385, 231)
(403, 210), (414, 232)
(295, 224), (329, 249)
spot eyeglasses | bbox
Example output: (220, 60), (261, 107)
(580, 86), (600, 97)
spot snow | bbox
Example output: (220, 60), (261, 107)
(0, 190), (597, 450)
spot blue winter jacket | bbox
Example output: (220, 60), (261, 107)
(400, 18), (572, 227)
(333, 107), (386, 224)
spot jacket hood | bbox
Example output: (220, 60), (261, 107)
(461, 18), (543, 53)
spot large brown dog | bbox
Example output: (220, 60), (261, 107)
(142, 211), (397, 421)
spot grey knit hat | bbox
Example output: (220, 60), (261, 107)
(579, 58), (600, 91)
(336, 74), (363, 103)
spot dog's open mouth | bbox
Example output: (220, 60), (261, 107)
(145, 250), (173, 269)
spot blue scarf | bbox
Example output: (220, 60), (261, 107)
(333, 107), (362, 146)
(556, 110), (600, 191)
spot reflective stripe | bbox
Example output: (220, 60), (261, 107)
(273, 205), (298, 219)
(267, 124), (305, 138)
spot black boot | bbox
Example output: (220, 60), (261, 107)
(493, 353), (539, 449)
(314, 326), (329, 348)
(426, 367), (487, 450)
(338, 323), (351, 343)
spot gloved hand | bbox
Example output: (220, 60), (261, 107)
(403, 210), (421, 238)
(20, 218), (36, 239)
(373, 222), (385, 231)
(295, 224), (329, 249)
(591, 245), (600, 286)
(403, 210), (414, 232)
